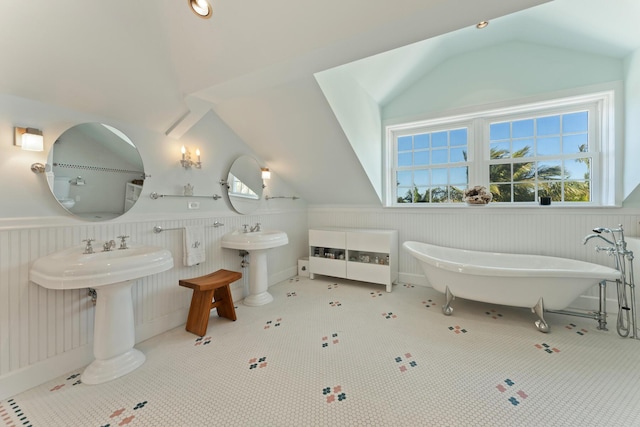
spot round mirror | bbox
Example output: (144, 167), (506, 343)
(225, 155), (263, 214)
(46, 123), (145, 221)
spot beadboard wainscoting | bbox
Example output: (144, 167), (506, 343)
(308, 206), (640, 312)
(0, 210), (307, 399)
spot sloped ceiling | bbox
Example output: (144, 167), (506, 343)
(0, 0), (549, 205)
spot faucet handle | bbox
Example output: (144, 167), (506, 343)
(116, 235), (130, 249)
(82, 238), (95, 254)
(242, 224), (249, 233)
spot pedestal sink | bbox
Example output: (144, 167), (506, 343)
(30, 244), (173, 384)
(221, 229), (288, 306)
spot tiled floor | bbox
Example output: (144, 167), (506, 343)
(2, 276), (640, 426)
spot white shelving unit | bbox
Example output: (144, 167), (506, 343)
(124, 182), (142, 212)
(309, 228), (398, 292)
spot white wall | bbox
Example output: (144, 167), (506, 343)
(383, 41), (623, 121)
(0, 94), (309, 399)
(623, 48), (640, 203)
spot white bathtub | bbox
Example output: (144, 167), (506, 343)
(403, 241), (621, 331)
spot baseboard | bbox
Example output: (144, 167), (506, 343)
(135, 308), (190, 343)
(567, 294), (619, 314)
(398, 272), (430, 287)
(0, 345), (93, 400)
(0, 309), (191, 400)
(270, 267), (298, 287)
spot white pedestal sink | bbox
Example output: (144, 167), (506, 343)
(30, 244), (173, 384)
(221, 229), (288, 306)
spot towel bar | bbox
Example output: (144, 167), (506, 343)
(153, 222), (224, 233)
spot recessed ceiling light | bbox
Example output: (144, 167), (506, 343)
(476, 21), (489, 29)
(189, 0), (212, 19)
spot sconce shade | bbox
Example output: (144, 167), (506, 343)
(15, 127), (44, 152)
(261, 168), (271, 180)
(189, 0), (212, 18)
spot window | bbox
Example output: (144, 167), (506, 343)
(488, 110), (593, 203)
(394, 125), (470, 203)
(386, 91), (614, 206)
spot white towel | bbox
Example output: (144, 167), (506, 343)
(183, 225), (205, 266)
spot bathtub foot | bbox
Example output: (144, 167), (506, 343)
(442, 286), (454, 316)
(532, 297), (550, 333)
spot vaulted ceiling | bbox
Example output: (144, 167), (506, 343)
(13, 0), (637, 205)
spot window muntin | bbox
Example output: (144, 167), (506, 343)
(395, 127), (469, 204)
(386, 92), (612, 206)
(488, 110), (592, 203)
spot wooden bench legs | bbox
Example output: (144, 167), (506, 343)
(179, 269), (241, 337)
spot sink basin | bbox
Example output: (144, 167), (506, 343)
(29, 243), (174, 385)
(30, 244), (174, 290)
(221, 229), (288, 251)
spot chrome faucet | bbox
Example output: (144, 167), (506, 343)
(582, 233), (615, 246)
(243, 223), (261, 233)
(116, 235), (129, 249)
(103, 240), (116, 252)
(82, 239), (95, 254)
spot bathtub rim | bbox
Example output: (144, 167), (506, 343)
(403, 240), (621, 281)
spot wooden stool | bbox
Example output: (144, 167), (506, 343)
(179, 269), (242, 336)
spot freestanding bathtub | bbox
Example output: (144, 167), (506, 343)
(403, 241), (621, 332)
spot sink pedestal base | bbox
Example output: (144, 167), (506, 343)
(81, 280), (145, 385)
(243, 250), (273, 306)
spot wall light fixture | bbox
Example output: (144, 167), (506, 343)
(181, 145), (202, 169)
(189, 0), (212, 19)
(14, 127), (44, 152)
(261, 168), (271, 180)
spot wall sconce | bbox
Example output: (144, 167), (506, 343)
(14, 127), (44, 152)
(261, 168), (270, 188)
(180, 145), (201, 169)
(189, 0), (212, 19)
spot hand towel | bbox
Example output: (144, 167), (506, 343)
(183, 225), (205, 266)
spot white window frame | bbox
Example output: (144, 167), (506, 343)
(384, 91), (616, 207)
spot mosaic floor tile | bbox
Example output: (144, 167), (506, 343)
(3, 276), (640, 427)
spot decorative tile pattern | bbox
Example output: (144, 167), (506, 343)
(322, 385), (346, 403)
(3, 277), (639, 427)
(395, 353), (418, 372)
(496, 379), (529, 407)
(287, 292), (297, 297)
(370, 291), (383, 298)
(535, 343), (560, 354)
(448, 325), (468, 334)
(565, 323), (588, 335)
(249, 357), (268, 369)
(321, 333), (340, 348)
(194, 336), (212, 345)
(485, 309), (504, 319)
(422, 299), (437, 308)
(264, 318), (282, 329)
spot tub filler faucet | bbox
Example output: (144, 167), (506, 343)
(583, 224), (637, 339)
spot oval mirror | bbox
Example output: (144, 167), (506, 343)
(225, 155), (263, 214)
(46, 123), (145, 221)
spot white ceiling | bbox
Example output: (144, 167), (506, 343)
(4, 0), (635, 205)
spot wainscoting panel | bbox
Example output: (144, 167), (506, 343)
(308, 206), (640, 311)
(0, 210), (307, 398)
